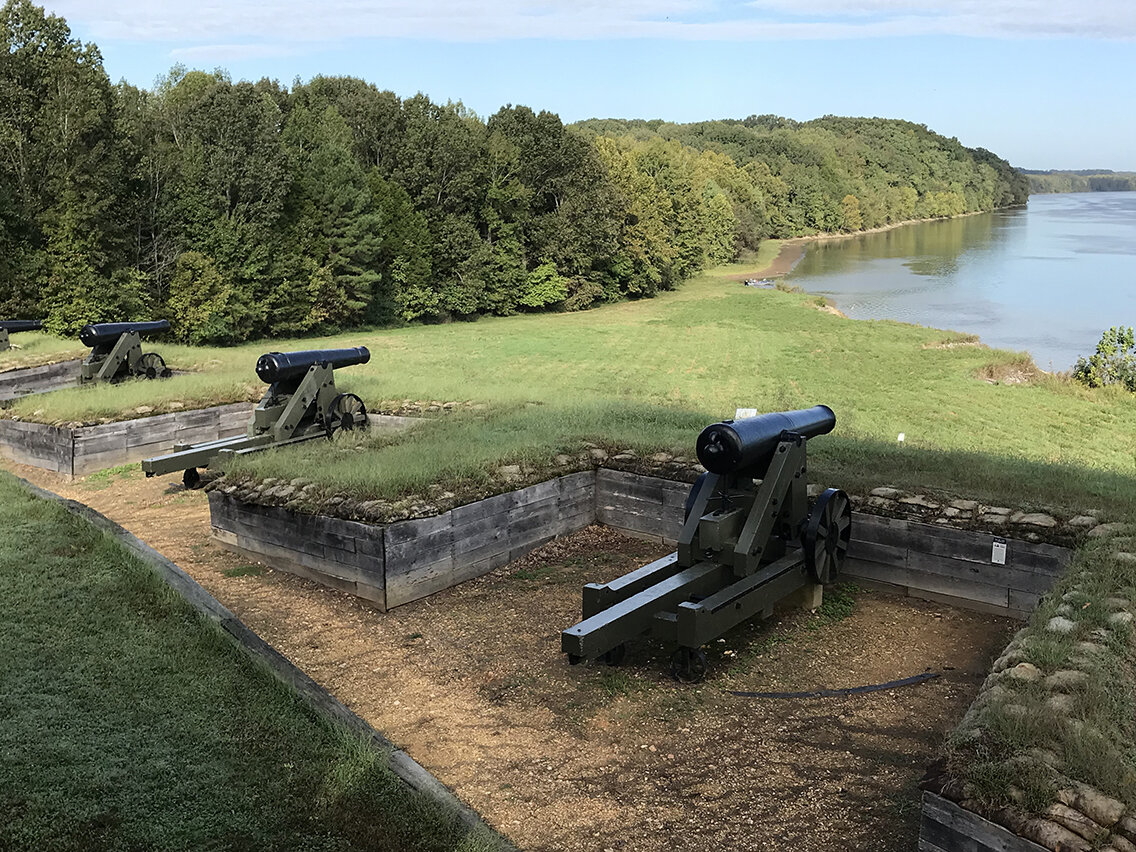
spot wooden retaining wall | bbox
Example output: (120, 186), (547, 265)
(846, 514), (1071, 620)
(920, 793), (1047, 852)
(209, 471), (596, 611)
(0, 357), (82, 402)
(211, 469), (1072, 620)
(0, 403), (253, 477)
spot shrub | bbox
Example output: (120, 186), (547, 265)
(167, 252), (247, 345)
(1073, 326), (1136, 391)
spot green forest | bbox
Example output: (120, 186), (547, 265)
(0, 0), (1028, 344)
(1024, 169), (1136, 193)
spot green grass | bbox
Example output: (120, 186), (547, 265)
(221, 563), (269, 578)
(0, 331), (85, 372)
(0, 473), (506, 852)
(6, 265), (1136, 504)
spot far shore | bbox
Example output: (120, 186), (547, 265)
(747, 209), (994, 280)
(731, 210), (1052, 375)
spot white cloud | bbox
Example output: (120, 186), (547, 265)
(169, 43), (296, 63)
(47, 0), (1136, 44)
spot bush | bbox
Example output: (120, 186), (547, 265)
(1073, 326), (1136, 391)
(167, 252), (248, 345)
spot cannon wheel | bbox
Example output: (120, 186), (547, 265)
(670, 647), (708, 683)
(183, 467), (201, 490)
(138, 352), (172, 379)
(325, 393), (368, 438)
(803, 488), (852, 585)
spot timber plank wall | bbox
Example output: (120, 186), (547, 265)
(0, 403), (253, 477)
(0, 357), (83, 402)
(919, 793), (1047, 852)
(209, 468), (1072, 616)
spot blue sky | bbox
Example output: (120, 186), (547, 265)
(44, 0), (1136, 170)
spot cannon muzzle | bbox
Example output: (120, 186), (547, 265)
(0, 320), (44, 333)
(696, 405), (835, 475)
(79, 320), (171, 348)
(255, 347), (371, 384)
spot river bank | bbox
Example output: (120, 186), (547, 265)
(749, 210), (1003, 281)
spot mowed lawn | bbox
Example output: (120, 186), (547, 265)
(5, 263), (1135, 516)
(0, 473), (503, 852)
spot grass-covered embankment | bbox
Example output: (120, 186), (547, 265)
(937, 526), (1136, 850)
(8, 260), (1133, 522)
(0, 472), (502, 852)
(0, 331), (85, 372)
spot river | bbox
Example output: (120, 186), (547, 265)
(786, 192), (1136, 370)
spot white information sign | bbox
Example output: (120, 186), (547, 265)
(991, 537), (1007, 565)
(734, 407), (758, 420)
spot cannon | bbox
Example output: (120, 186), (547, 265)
(142, 346), (371, 488)
(562, 405), (851, 682)
(0, 319), (44, 352)
(78, 320), (173, 384)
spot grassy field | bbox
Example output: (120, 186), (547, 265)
(0, 472), (503, 852)
(0, 331), (85, 371)
(4, 260), (1135, 517)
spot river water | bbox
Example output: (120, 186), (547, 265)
(786, 192), (1136, 370)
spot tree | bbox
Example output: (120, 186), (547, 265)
(167, 251), (245, 344)
(0, 0), (133, 326)
(273, 103), (380, 332)
(841, 194), (863, 232)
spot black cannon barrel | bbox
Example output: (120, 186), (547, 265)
(0, 319), (44, 333)
(255, 346), (371, 384)
(79, 320), (171, 348)
(696, 405), (836, 475)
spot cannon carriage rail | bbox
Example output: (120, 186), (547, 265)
(142, 347), (371, 488)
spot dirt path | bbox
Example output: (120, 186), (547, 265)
(4, 460), (1015, 851)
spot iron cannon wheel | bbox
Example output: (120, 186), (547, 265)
(183, 467), (201, 490)
(137, 352), (171, 379)
(325, 393), (368, 438)
(803, 488), (852, 585)
(670, 647), (708, 683)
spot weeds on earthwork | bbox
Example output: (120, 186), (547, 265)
(815, 583), (859, 624)
(0, 472), (509, 852)
(946, 539), (1136, 814)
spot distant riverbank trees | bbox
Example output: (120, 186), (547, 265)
(1024, 170), (1136, 194)
(0, 0), (1028, 343)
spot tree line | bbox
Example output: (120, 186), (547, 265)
(1023, 170), (1136, 194)
(0, 0), (1028, 344)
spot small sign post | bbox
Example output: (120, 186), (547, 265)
(991, 537), (1007, 565)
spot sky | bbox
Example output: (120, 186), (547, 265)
(42, 0), (1136, 170)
